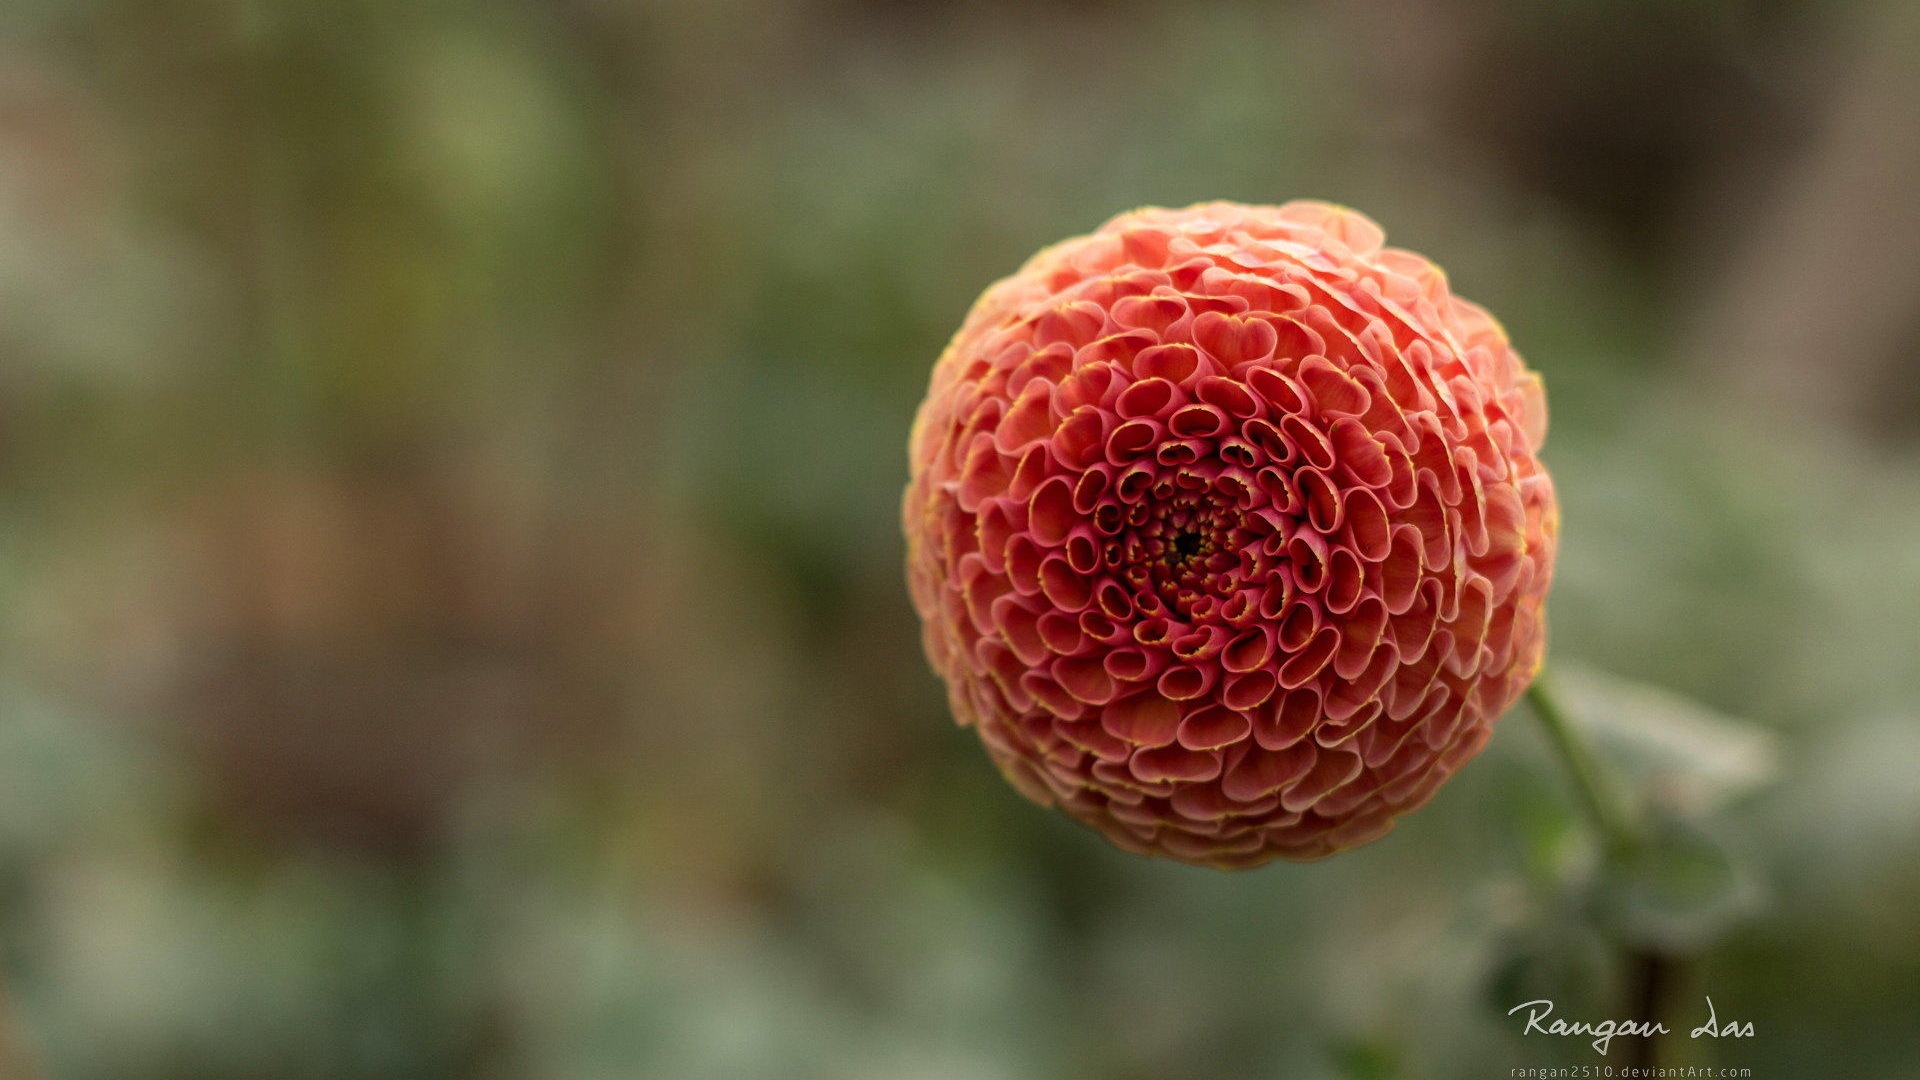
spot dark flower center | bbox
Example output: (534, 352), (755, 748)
(1099, 462), (1283, 623)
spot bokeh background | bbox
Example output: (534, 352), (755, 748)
(3, 0), (1919, 1077)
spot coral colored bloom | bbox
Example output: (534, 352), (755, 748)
(904, 202), (1556, 866)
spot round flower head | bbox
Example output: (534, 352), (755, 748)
(904, 202), (1556, 866)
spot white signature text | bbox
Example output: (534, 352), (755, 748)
(1508, 997), (1754, 1056)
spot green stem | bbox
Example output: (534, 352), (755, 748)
(1526, 672), (1640, 862)
(1529, 671), (1682, 1069)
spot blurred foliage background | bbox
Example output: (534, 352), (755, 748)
(2, 0), (1919, 1077)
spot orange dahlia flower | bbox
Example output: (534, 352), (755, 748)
(904, 202), (1556, 866)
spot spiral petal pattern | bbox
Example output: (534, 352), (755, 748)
(904, 202), (1557, 866)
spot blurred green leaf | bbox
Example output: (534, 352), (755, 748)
(1593, 814), (1760, 953)
(1525, 666), (1777, 952)
(1329, 1036), (1403, 1080)
(1551, 663), (1781, 816)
